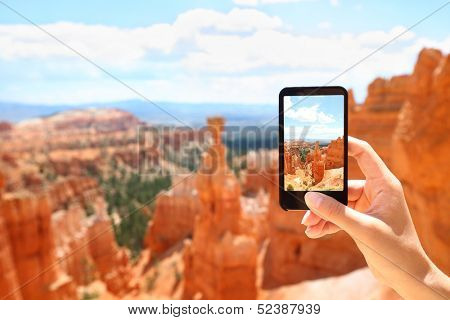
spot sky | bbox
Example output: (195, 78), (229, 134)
(0, 0), (449, 109)
(284, 95), (343, 140)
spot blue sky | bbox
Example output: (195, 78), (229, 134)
(284, 95), (343, 140)
(0, 0), (449, 108)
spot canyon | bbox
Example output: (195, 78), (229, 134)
(284, 137), (344, 190)
(0, 48), (448, 299)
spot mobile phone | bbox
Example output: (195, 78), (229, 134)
(279, 86), (348, 211)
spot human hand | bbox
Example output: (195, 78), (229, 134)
(301, 137), (450, 299)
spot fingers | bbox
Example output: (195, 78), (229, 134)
(305, 220), (340, 238)
(302, 210), (340, 238)
(305, 191), (374, 236)
(348, 180), (365, 201)
(348, 137), (390, 179)
(301, 210), (322, 226)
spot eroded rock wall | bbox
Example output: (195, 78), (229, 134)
(144, 175), (200, 256)
(183, 118), (258, 299)
(392, 49), (449, 274)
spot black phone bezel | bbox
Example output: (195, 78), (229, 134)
(279, 86), (348, 211)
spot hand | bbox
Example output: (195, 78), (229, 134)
(301, 137), (450, 299)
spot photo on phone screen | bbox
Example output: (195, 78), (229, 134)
(283, 95), (344, 191)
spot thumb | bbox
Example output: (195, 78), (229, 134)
(304, 192), (371, 236)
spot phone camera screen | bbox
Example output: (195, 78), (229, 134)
(283, 95), (344, 191)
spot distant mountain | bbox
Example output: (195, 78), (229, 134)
(0, 100), (278, 127)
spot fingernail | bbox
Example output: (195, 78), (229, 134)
(305, 192), (324, 210)
(305, 226), (317, 237)
(301, 210), (310, 225)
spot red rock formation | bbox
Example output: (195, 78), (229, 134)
(364, 75), (411, 111)
(0, 170), (22, 299)
(0, 211), (21, 299)
(349, 48), (449, 275)
(17, 108), (140, 132)
(284, 144), (296, 175)
(348, 69), (413, 179)
(0, 121), (12, 132)
(144, 174), (200, 256)
(392, 48), (449, 274)
(325, 137), (344, 169)
(348, 89), (357, 111)
(183, 117), (258, 299)
(311, 142), (325, 184)
(87, 213), (139, 297)
(0, 193), (76, 299)
(48, 176), (101, 210)
(52, 203), (96, 285)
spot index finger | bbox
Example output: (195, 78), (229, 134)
(348, 136), (390, 179)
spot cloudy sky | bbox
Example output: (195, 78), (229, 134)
(0, 0), (449, 106)
(284, 95), (344, 140)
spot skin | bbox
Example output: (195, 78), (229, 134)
(301, 137), (450, 300)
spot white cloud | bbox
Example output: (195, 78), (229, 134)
(234, 0), (307, 6)
(330, 0), (339, 7)
(285, 103), (335, 124)
(318, 21), (331, 29)
(0, 7), (448, 105)
(287, 124), (343, 140)
(181, 26), (421, 73)
(0, 8), (282, 65)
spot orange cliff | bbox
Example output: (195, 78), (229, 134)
(0, 171), (22, 299)
(392, 49), (450, 274)
(311, 142), (325, 184)
(144, 174), (201, 257)
(0, 173), (139, 299)
(348, 48), (449, 275)
(348, 70), (412, 178)
(87, 212), (140, 297)
(325, 137), (344, 170)
(0, 192), (76, 299)
(183, 117), (258, 299)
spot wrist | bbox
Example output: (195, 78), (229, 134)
(389, 254), (449, 300)
(422, 262), (450, 300)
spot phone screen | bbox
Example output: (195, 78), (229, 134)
(283, 95), (344, 192)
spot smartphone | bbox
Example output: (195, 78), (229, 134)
(279, 86), (348, 211)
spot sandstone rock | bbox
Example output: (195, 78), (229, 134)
(311, 142), (325, 184)
(0, 121), (13, 132)
(325, 137), (344, 169)
(0, 202), (22, 299)
(87, 214), (139, 297)
(0, 193), (77, 299)
(52, 204), (95, 285)
(183, 118), (258, 299)
(349, 68), (412, 178)
(364, 75), (411, 111)
(16, 108), (140, 132)
(242, 150), (278, 196)
(349, 48), (449, 275)
(348, 89), (357, 111)
(392, 49), (449, 274)
(144, 174), (200, 256)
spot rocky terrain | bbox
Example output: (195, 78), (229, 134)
(284, 138), (344, 190)
(349, 48), (450, 275)
(0, 48), (448, 300)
